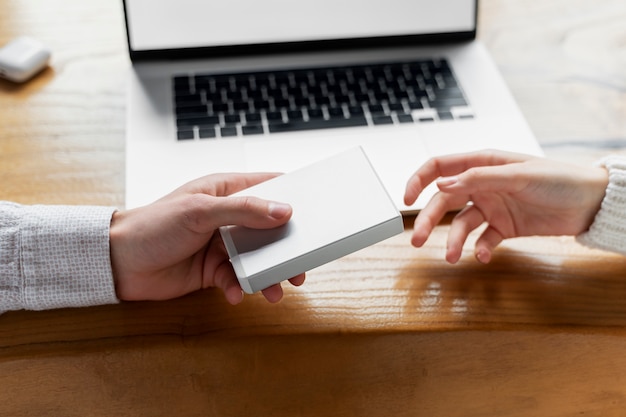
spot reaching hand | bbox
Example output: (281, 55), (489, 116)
(404, 150), (608, 264)
(109, 172), (305, 305)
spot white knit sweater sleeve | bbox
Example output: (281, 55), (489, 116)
(576, 156), (626, 256)
(0, 202), (120, 314)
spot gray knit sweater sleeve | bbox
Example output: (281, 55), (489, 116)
(577, 156), (626, 256)
(0, 202), (120, 314)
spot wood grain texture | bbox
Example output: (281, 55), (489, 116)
(1, 0), (626, 416)
(0, 1), (128, 206)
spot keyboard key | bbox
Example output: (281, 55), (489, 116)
(211, 102), (229, 113)
(294, 97), (311, 107)
(348, 106), (365, 116)
(433, 88), (465, 100)
(327, 107), (345, 119)
(354, 92), (370, 103)
(372, 115), (394, 125)
(245, 112), (262, 123)
(397, 113), (414, 123)
(220, 126), (238, 137)
(429, 97), (467, 109)
(233, 101), (251, 112)
(176, 116), (219, 127)
(252, 99), (271, 110)
(408, 100), (424, 110)
(368, 104), (385, 115)
(334, 94), (351, 105)
(242, 124), (265, 135)
(268, 116), (367, 133)
(199, 127), (216, 139)
(307, 108), (324, 119)
(176, 105), (208, 116)
(287, 109), (304, 121)
(224, 113), (241, 124)
(316, 96), (332, 106)
(266, 111), (283, 122)
(177, 129), (194, 140)
(173, 76), (191, 92)
(175, 93), (202, 105)
(274, 98), (290, 108)
(438, 110), (454, 120)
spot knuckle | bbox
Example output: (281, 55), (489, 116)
(180, 193), (213, 230)
(464, 167), (486, 182)
(233, 196), (262, 213)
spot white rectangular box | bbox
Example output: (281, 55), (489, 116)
(219, 146), (403, 294)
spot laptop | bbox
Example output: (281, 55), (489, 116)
(122, 0), (543, 213)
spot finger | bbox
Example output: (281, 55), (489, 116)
(412, 191), (469, 247)
(179, 172), (281, 198)
(262, 275), (305, 303)
(261, 275), (305, 304)
(211, 259), (245, 305)
(261, 283), (284, 303)
(201, 235), (243, 303)
(404, 150), (532, 205)
(203, 234), (229, 283)
(405, 158), (443, 205)
(436, 163), (534, 196)
(214, 172), (284, 197)
(185, 194), (293, 233)
(288, 273), (306, 287)
(206, 237), (303, 302)
(221, 196), (293, 228)
(474, 225), (505, 264)
(446, 204), (486, 263)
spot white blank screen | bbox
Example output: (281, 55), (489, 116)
(126, 0), (476, 52)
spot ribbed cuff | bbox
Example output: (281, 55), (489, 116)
(576, 156), (626, 256)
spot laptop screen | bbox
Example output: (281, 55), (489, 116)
(123, 0), (477, 59)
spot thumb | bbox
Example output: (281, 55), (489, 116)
(200, 195), (293, 231)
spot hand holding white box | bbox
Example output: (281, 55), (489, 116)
(220, 146), (404, 294)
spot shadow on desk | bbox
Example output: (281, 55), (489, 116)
(0, 66), (55, 95)
(3, 232), (626, 358)
(398, 245), (626, 330)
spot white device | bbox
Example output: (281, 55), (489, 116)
(219, 147), (403, 294)
(122, 0), (543, 213)
(0, 37), (51, 83)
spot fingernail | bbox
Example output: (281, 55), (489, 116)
(436, 176), (458, 187)
(476, 249), (491, 264)
(268, 202), (291, 219)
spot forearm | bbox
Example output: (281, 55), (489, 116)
(0, 202), (119, 314)
(577, 156), (626, 256)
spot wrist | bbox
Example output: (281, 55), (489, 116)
(109, 209), (128, 299)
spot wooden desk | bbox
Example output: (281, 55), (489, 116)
(1, 1), (625, 415)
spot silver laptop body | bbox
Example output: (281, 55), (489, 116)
(123, 0), (542, 212)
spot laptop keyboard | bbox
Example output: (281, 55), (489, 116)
(173, 58), (472, 140)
